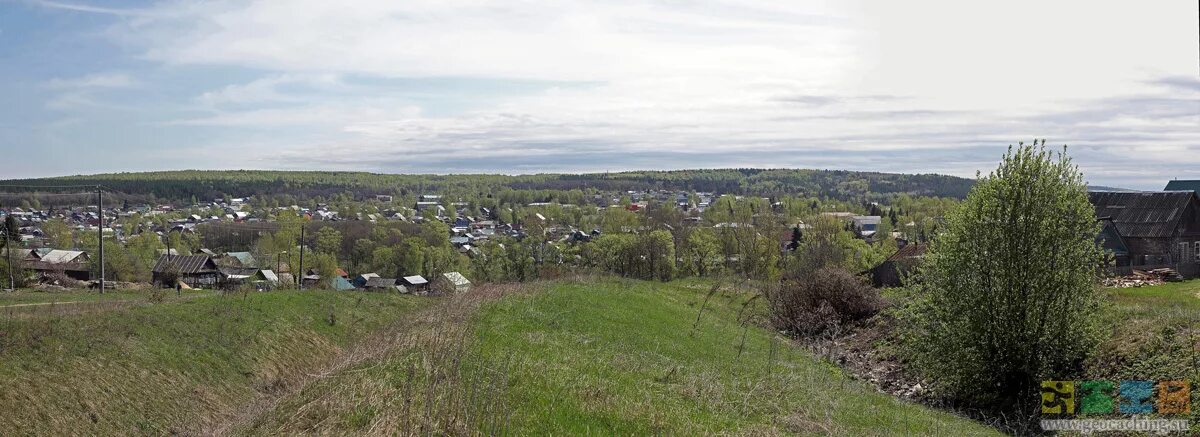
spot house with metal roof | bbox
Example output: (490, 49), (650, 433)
(439, 271), (472, 293)
(1088, 190), (1200, 276)
(24, 249), (91, 281)
(152, 254), (222, 288)
(1164, 179), (1200, 194)
(868, 244), (926, 287)
(331, 275), (357, 291)
(352, 273), (380, 288)
(850, 215), (882, 240)
(401, 275), (430, 293)
(215, 251), (258, 268)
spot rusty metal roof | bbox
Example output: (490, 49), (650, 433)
(885, 244), (927, 262)
(152, 254), (218, 274)
(1088, 191), (1194, 238)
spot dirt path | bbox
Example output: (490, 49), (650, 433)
(0, 292), (216, 317)
(0, 299), (138, 308)
(206, 284), (525, 436)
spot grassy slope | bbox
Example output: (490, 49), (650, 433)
(247, 279), (1001, 435)
(1091, 282), (1200, 429)
(475, 279), (998, 435)
(0, 289), (209, 306)
(0, 290), (428, 435)
(1093, 282), (1199, 379)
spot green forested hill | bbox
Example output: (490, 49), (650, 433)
(0, 168), (973, 204)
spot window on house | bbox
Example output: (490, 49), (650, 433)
(1194, 241), (1200, 262)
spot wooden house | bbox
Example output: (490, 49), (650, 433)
(152, 254), (221, 288)
(401, 275), (429, 293)
(1089, 190), (1200, 276)
(868, 244), (926, 287)
(24, 249), (92, 281)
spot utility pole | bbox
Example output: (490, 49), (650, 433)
(97, 187), (105, 293)
(3, 223), (13, 291)
(298, 224), (305, 290)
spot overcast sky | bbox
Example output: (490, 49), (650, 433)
(1, 0), (1197, 188)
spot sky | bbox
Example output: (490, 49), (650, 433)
(0, 0), (1197, 189)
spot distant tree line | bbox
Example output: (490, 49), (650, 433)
(0, 168), (974, 207)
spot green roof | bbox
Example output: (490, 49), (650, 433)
(1164, 180), (1200, 193)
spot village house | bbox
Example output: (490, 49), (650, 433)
(401, 275), (430, 293)
(415, 202), (444, 217)
(1088, 190), (1200, 277)
(869, 243), (927, 287)
(152, 254), (222, 288)
(850, 215), (881, 240)
(1164, 179), (1200, 194)
(25, 249), (92, 281)
(438, 271), (472, 293)
(364, 277), (405, 292)
(351, 273), (379, 288)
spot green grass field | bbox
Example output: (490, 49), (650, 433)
(243, 278), (1001, 435)
(0, 288), (211, 306)
(6, 278), (1195, 435)
(1094, 281), (1200, 379)
(1089, 281), (1200, 431)
(0, 289), (429, 435)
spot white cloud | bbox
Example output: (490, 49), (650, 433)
(42, 0), (1200, 187)
(30, 0), (147, 16)
(196, 73), (343, 106)
(44, 72), (139, 89)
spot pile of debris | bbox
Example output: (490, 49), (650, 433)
(1102, 268), (1182, 288)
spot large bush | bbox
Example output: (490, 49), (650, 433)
(769, 267), (883, 336)
(903, 143), (1105, 408)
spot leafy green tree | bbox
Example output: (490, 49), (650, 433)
(643, 230), (676, 281)
(2, 216), (17, 243)
(904, 143), (1105, 408)
(397, 238), (426, 276)
(125, 233), (165, 271)
(502, 240), (536, 281)
(598, 207), (639, 234)
(788, 216), (882, 276)
(470, 243), (505, 282)
(683, 228), (721, 277)
(314, 226), (343, 256)
(351, 238), (375, 271)
(41, 218), (73, 249)
(370, 246), (399, 277)
(310, 252), (339, 289)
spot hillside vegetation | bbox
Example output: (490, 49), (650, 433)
(0, 290), (429, 435)
(0, 278), (1007, 435)
(242, 278), (1000, 435)
(0, 168), (974, 204)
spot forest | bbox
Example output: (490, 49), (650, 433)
(0, 168), (974, 206)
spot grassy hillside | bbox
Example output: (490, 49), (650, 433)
(244, 278), (1001, 435)
(0, 290), (429, 435)
(1089, 282), (1200, 431)
(1092, 282), (1199, 381)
